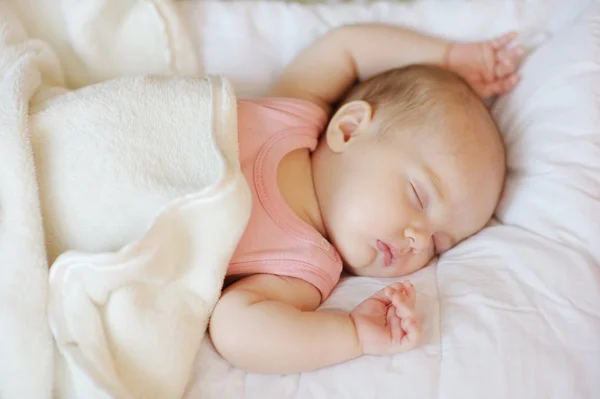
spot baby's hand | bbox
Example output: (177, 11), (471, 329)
(445, 32), (524, 99)
(350, 281), (419, 356)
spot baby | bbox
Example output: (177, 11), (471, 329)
(209, 24), (522, 374)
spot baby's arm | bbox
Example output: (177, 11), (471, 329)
(270, 24), (449, 112)
(210, 274), (360, 373)
(209, 274), (417, 374)
(270, 24), (523, 111)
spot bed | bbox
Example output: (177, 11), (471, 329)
(179, 1), (600, 398)
(0, 1), (598, 399)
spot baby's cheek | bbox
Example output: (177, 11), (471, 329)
(413, 251), (435, 272)
(333, 214), (374, 266)
(339, 198), (373, 227)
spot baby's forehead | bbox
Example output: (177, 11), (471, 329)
(409, 88), (494, 135)
(376, 87), (481, 131)
(430, 126), (498, 171)
(397, 110), (501, 180)
(378, 106), (475, 149)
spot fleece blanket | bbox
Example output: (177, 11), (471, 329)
(0, 2), (250, 399)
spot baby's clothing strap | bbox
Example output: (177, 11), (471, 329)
(227, 98), (342, 299)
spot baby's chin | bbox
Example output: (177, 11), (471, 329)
(344, 253), (435, 278)
(343, 256), (433, 278)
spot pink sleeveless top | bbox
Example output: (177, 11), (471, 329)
(227, 98), (343, 299)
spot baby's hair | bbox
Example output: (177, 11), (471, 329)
(339, 64), (489, 141)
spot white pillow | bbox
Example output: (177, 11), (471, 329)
(493, 5), (600, 262)
(180, 0), (592, 97)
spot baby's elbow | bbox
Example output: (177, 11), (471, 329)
(209, 293), (256, 371)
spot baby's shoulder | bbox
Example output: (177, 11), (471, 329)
(237, 97), (328, 132)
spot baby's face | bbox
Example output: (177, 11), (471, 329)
(313, 111), (504, 278)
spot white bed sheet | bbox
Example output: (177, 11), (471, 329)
(185, 227), (600, 399)
(178, 1), (600, 398)
(180, 0), (588, 98)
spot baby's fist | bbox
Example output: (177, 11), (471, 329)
(445, 31), (524, 98)
(350, 281), (419, 356)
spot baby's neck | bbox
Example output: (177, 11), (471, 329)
(277, 148), (327, 237)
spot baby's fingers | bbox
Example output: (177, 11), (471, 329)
(390, 290), (414, 319)
(400, 281), (417, 309)
(501, 74), (520, 93)
(400, 316), (420, 349)
(479, 75), (519, 98)
(370, 285), (397, 306)
(491, 31), (517, 50)
(387, 305), (405, 345)
(382, 282), (408, 299)
(495, 58), (514, 79)
(499, 45), (525, 66)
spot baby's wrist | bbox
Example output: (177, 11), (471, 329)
(442, 42), (455, 69)
(348, 312), (365, 357)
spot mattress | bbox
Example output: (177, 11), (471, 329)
(177, 1), (600, 398)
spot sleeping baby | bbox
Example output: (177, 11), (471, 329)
(209, 24), (523, 373)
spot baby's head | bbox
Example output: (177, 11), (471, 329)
(311, 64), (505, 277)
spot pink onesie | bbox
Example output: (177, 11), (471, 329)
(227, 98), (343, 299)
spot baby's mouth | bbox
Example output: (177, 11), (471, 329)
(377, 240), (412, 267)
(377, 240), (397, 267)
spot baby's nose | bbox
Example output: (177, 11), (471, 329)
(405, 227), (431, 253)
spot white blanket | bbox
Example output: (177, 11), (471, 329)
(0, 7), (61, 399)
(0, 2), (251, 399)
(42, 75), (250, 399)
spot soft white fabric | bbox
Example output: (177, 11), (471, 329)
(41, 75), (251, 399)
(0, 5), (62, 399)
(179, 0), (600, 398)
(180, 0), (591, 98)
(4, 0), (200, 89)
(0, 2), (250, 399)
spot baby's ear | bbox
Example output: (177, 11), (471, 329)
(326, 100), (373, 153)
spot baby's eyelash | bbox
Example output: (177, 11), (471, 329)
(411, 183), (424, 209)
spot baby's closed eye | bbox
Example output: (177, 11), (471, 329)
(409, 182), (426, 210)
